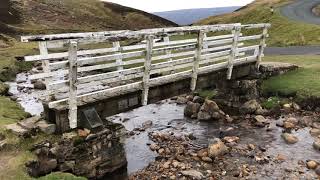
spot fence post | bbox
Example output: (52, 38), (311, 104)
(227, 26), (241, 80)
(190, 30), (205, 91)
(164, 35), (174, 74)
(256, 25), (268, 70)
(68, 41), (78, 129)
(39, 41), (52, 100)
(141, 35), (154, 106)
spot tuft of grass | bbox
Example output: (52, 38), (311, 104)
(196, 0), (320, 46)
(199, 90), (217, 100)
(0, 96), (29, 127)
(261, 55), (320, 98)
(261, 96), (281, 109)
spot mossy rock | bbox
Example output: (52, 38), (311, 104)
(0, 82), (9, 95)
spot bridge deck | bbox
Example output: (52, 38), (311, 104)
(21, 23), (270, 129)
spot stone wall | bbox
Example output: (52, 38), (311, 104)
(26, 124), (127, 178)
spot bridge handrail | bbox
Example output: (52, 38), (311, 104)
(20, 23), (270, 129)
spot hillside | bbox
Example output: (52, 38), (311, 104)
(153, 7), (240, 25)
(196, 0), (320, 46)
(0, 0), (178, 79)
(0, 0), (177, 38)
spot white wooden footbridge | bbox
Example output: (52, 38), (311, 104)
(21, 23), (270, 130)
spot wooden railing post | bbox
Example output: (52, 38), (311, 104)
(39, 41), (51, 100)
(256, 25), (268, 69)
(164, 35), (174, 74)
(68, 41), (78, 129)
(227, 26), (241, 80)
(141, 35), (154, 106)
(190, 30), (205, 91)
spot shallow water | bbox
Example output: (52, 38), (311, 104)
(7, 72), (45, 116)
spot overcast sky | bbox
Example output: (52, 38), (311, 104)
(105, 0), (255, 12)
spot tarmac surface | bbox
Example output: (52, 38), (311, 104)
(280, 0), (320, 25)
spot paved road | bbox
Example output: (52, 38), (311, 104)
(265, 46), (320, 55)
(267, 1), (320, 55)
(280, 0), (320, 25)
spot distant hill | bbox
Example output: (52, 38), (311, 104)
(0, 0), (178, 38)
(153, 7), (240, 25)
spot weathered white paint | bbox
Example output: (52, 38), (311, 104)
(68, 41), (78, 129)
(21, 23), (271, 128)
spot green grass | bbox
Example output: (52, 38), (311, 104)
(0, 96), (29, 127)
(0, 41), (36, 81)
(261, 55), (320, 98)
(197, 0), (320, 47)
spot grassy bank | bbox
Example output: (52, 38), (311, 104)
(196, 0), (320, 47)
(262, 55), (320, 98)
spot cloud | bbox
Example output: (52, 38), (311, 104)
(105, 0), (255, 12)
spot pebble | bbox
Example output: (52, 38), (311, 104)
(149, 143), (160, 151)
(201, 156), (213, 162)
(306, 160), (318, 169)
(276, 154), (286, 161)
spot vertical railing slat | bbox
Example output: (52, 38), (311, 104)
(68, 41), (78, 129)
(39, 41), (51, 100)
(141, 35), (154, 106)
(256, 26), (268, 69)
(227, 26), (241, 80)
(190, 30), (205, 91)
(113, 41), (123, 71)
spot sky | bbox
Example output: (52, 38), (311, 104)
(105, 0), (255, 12)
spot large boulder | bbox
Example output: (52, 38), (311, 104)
(313, 139), (320, 151)
(36, 120), (56, 135)
(282, 133), (298, 144)
(208, 138), (228, 158)
(240, 100), (262, 115)
(197, 100), (224, 121)
(33, 80), (46, 90)
(184, 102), (201, 118)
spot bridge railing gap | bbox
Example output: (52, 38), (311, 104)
(21, 23), (270, 129)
